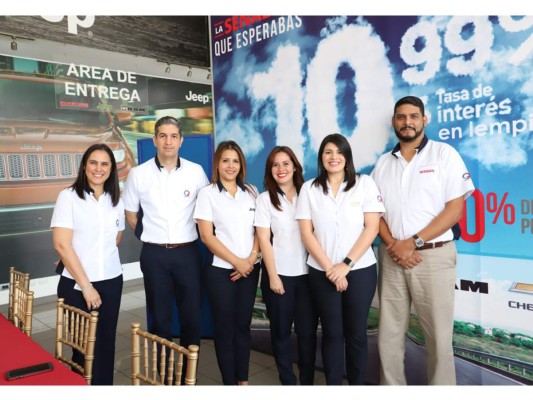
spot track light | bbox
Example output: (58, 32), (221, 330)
(165, 63), (171, 74)
(0, 31), (34, 51)
(187, 66), (192, 77)
(207, 68), (211, 80)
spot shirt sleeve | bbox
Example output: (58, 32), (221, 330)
(197, 167), (210, 190)
(254, 193), (271, 228)
(443, 146), (475, 202)
(193, 186), (213, 222)
(122, 168), (140, 212)
(117, 199), (126, 231)
(361, 175), (386, 214)
(295, 182), (312, 220)
(50, 189), (74, 229)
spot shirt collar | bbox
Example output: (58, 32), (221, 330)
(155, 155), (181, 170)
(217, 179), (246, 193)
(391, 135), (429, 158)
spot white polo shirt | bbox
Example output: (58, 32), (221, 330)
(254, 191), (308, 277)
(122, 157), (209, 244)
(295, 174), (385, 271)
(370, 137), (475, 242)
(51, 188), (124, 282)
(194, 182), (258, 270)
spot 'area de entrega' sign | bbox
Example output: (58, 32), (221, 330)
(62, 63), (141, 103)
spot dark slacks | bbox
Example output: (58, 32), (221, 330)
(205, 263), (260, 385)
(260, 267), (318, 385)
(57, 274), (123, 385)
(140, 241), (202, 348)
(309, 264), (377, 385)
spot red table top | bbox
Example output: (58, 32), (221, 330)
(0, 313), (87, 385)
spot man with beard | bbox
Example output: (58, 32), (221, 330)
(371, 96), (474, 385)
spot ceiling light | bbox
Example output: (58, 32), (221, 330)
(165, 63), (171, 74)
(207, 68), (211, 80)
(10, 38), (17, 51)
(187, 66), (192, 77)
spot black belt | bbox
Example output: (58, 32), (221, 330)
(143, 241), (194, 249)
(417, 241), (452, 251)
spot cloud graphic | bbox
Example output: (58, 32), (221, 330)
(250, 44), (305, 166)
(306, 21), (395, 169)
(215, 99), (264, 158)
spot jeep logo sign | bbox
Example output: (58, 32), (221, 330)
(41, 16), (95, 35)
(185, 90), (210, 104)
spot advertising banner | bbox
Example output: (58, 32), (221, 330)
(0, 54), (213, 284)
(210, 16), (533, 383)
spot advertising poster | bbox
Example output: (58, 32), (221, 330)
(0, 54), (213, 284)
(210, 16), (533, 383)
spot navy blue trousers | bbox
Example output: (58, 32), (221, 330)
(140, 241), (202, 348)
(261, 267), (318, 385)
(205, 263), (260, 385)
(57, 274), (123, 385)
(309, 264), (377, 385)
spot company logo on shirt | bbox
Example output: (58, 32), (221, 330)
(463, 172), (471, 180)
(419, 168), (435, 174)
(377, 195), (383, 202)
(184, 190), (191, 198)
(249, 207), (255, 211)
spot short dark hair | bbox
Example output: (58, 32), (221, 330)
(263, 146), (304, 211)
(70, 143), (120, 206)
(394, 96), (425, 116)
(313, 133), (357, 194)
(154, 116), (182, 136)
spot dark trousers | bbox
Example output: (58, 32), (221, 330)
(140, 241), (202, 348)
(309, 264), (377, 385)
(57, 274), (123, 385)
(261, 267), (318, 385)
(205, 264), (260, 385)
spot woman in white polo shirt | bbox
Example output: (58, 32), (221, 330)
(296, 133), (384, 385)
(194, 140), (260, 385)
(51, 143), (125, 385)
(254, 146), (318, 385)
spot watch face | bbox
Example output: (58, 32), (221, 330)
(415, 238), (424, 247)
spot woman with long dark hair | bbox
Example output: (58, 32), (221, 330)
(254, 146), (318, 385)
(295, 133), (384, 385)
(193, 140), (260, 385)
(51, 143), (124, 385)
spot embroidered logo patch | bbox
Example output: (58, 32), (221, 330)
(184, 190), (191, 197)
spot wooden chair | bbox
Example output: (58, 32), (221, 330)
(8, 266), (30, 322)
(131, 322), (199, 385)
(55, 298), (99, 385)
(12, 281), (35, 337)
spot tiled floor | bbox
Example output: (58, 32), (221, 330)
(1, 278), (329, 386)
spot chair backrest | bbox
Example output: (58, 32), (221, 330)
(55, 298), (99, 385)
(131, 322), (199, 385)
(12, 280), (34, 337)
(8, 266), (30, 322)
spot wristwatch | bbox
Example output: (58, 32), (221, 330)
(413, 234), (425, 248)
(343, 257), (355, 268)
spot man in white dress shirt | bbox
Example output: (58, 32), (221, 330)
(122, 116), (209, 353)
